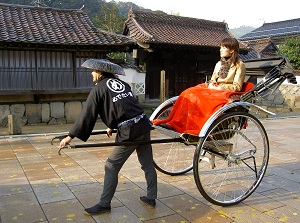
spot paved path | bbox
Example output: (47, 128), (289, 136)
(1, 117), (300, 223)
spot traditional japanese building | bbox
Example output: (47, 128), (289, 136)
(123, 10), (248, 99)
(239, 18), (300, 59)
(0, 3), (134, 104)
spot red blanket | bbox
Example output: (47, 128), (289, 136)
(152, 83), (254, 135)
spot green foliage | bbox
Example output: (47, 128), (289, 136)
(3, 0), (253, 38)
(0, 0), (262, 46)
(115, 1), (143, 17)
(0, 0), (30, 4)
(277, 37), (300, 69)
(92, 1), (126, 34)
(108, 52), (132, 61)
(2, 0), (104, 18)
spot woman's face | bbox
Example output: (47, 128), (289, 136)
(91, 70), (102, 82)
(220, 45), (234, 58)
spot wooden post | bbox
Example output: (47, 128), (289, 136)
(8, 115), (22, 135)
(160, 70), (166, 103)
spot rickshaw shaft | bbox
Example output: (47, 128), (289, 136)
(66, 137), (183, 149)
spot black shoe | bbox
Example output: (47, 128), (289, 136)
(140, 196), (156, 208)
(84, 203), (111, 216)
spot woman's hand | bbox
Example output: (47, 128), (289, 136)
(60, 136), (72, 147)
(208, 83), (222, 90)
(106, 128), (113, 138)
(228, 94), (241, 102)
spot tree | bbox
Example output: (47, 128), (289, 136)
(277, 37), (300, 70)
(92, 1), (126, 34)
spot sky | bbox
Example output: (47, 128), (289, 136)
(112, 0), (299, 29)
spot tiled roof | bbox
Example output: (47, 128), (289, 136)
(0, 3), (134, 46)
(239, 18), (300, 41)
(123, 10), (236, 48)
(247, 38), (272, 53)
(239, 50), (259, 61)
(239, 38), (278, 60)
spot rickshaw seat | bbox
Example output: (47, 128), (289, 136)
(241, 82), (255, 92)
(152, 83), (254, 135)
(226, 82), (255, 103)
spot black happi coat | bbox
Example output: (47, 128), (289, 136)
(69, 76), (144, 142)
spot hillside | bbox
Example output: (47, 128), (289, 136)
(0, 0), (255, 36)
(229, 26), (256, 38)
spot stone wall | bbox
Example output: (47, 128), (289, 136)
(1, 83), (300, 127)
(256, 84), (300, 113)
(0, 101), (85, 127)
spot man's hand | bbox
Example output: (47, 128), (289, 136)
(106, 128), (113, 138)
(60, 136), (72, 147)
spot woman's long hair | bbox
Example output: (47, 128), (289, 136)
(220, 38), (240, 66)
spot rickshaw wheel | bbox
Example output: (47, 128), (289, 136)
(150, 97), (194, 176)
(193, 111), (269, 206)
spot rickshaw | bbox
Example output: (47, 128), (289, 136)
(52, 56), (297, 206)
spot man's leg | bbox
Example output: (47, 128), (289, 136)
(136, 132), (157, 206)
(99, 145), (135, 206)
(84, 144), (135, 215)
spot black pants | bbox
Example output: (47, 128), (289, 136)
(99, 117), (157, 207)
